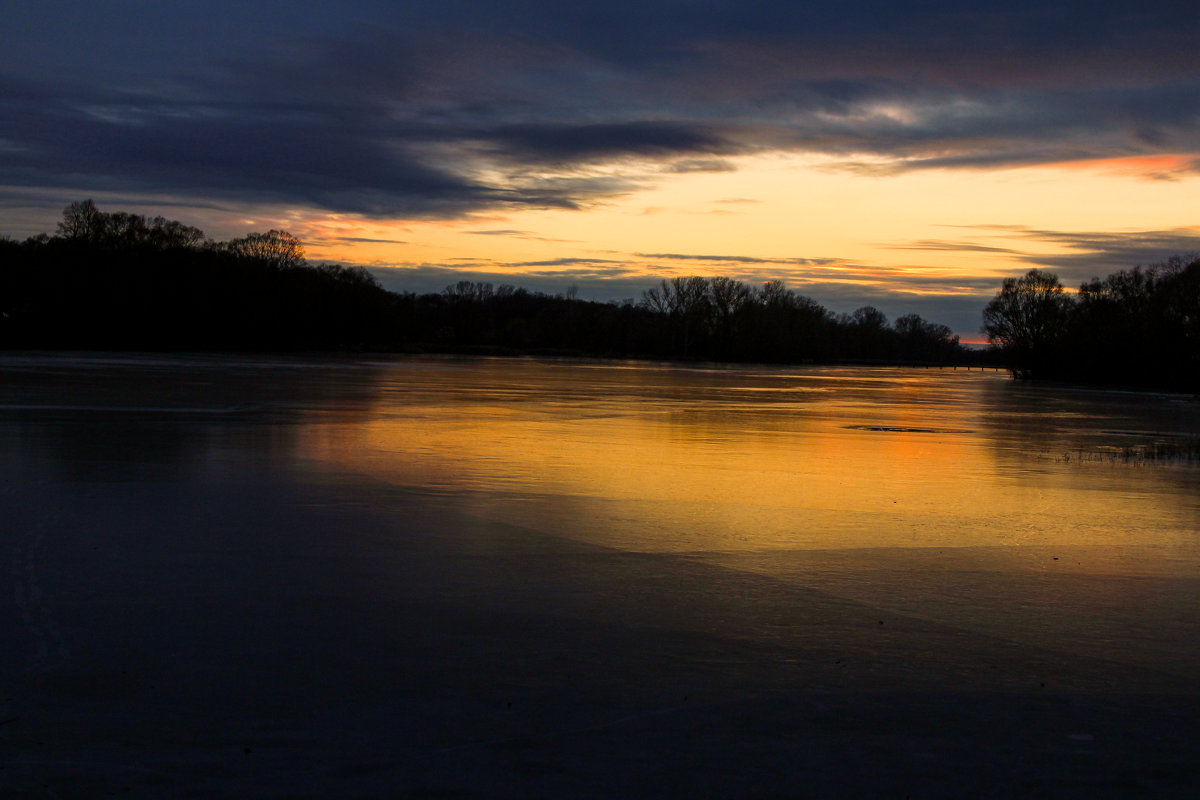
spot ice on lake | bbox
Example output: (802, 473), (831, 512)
(3, 353), (1199, 797)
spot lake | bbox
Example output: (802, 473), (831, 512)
(3, 353), (1199, 797)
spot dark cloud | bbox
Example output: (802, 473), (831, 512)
(1009, 227), (1200, 284)
(884, 225), (1200, 289)
(479, 122), (740, 165)
(1, 1), (1198, 221)
(0, 87), (495, 217)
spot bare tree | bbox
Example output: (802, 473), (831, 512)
(56, 199), (107, 242)
(639, 280), (673, 314)
(443, 281), (494, 303)
(149, 217), (205, 249)
(707, 276), (751, 323)
(225, 230), (305, 269)
(757, 279), (792, 308)
(983, 269), (1073, 376)
(851, 305), (888, 330)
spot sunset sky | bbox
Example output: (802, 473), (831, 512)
(3, 1), (1199, 339)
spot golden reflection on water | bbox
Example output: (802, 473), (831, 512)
(296, 359), (1200, 559)
(4, 355), (1196, 682)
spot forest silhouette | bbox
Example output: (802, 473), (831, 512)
(1, 201), (968, 364)
(3, 201), (1195, 390)
(983, 261), (1199, 392)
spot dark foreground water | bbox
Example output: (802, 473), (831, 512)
(3, 353), (1199, 798)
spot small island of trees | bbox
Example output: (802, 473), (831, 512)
(983, 261), (1199, 392)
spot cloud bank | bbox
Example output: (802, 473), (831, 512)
(3, 1), (1198, 220)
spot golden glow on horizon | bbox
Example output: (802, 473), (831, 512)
(266, 151), (1200, 325)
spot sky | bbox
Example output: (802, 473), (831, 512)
(3, 1), (1199, 340)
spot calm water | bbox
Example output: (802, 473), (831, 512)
(4, 352), (1199, 559)
(6, 353), (1199, 645)
(4, 353), (1200, 796)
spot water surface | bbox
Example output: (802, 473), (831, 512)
(3, 354), (1199, 797)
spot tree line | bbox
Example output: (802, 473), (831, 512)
(983, 259), (1200, 392)
(1, 201), (972, 364)
(2, 201), (395, 350)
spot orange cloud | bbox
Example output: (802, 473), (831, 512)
(1032, 154), (1200, 179)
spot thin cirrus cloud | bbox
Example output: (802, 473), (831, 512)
(2, 1), (1198, 221)
(638, 253), (845, 267)
(887, 241), (1022, 255)
(322, 236), (410, 245)
(1011, 227), (1200, 283)
(890, 226), (1200, 284)
(465, 229), (578, 243)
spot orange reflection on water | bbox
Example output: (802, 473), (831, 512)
(293, 361), (1199, 558)
(286, 358), (1200, 686)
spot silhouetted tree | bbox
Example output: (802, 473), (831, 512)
(1063, 256), (1199, 389)
(852, 306), (888, 330)
(145, 216), (206, 249)
(705, 276), (750, 357)
(56, 199), (107, 242)
(639, 277), (711, 357)
(894, 314), (959, 362)
(983, 269), (1073, 378)
(1159, 257), (1200, 389)
(8, 201), (974, 365)
(838, 306), (892, 360)
(53, 200), (206, 251)
(443, 280), (494, 303)
(757, 279), (790, 309)
(224, 230), (305, 269)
